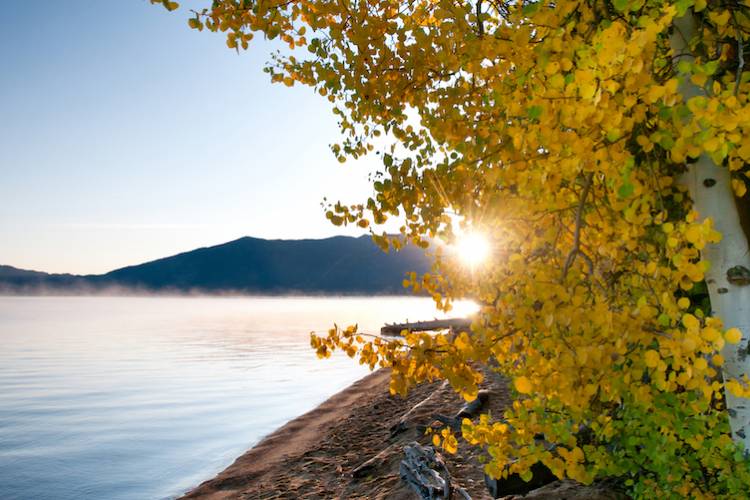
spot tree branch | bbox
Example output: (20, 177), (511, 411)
(476, 0), (484, 38)
(735, 16), (745, 96)
(561, 172), (594, 280)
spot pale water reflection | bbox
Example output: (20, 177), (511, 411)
(0, 296), (475, 500)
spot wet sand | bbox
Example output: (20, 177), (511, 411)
(182, 368), (510, 499)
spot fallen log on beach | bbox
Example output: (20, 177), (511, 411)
(381, 318), (472, 336)
(399, 442), (453, 499)
(400, 442), (473, 499)
(455, 390), (490, 421)
(432, 389), (492, 432)
(390, 381), (451, 437)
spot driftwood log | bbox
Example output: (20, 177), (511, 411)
(432, 389), (492, 432)
(390, 381), (450, 437)
(484, 462), (557, 498)
(399, 442), (453, 499)
(381, 318), (472, 336)
(484, 436), (559, 499)
(455, 390), (490, 420)
(497, 479), (628, 499)
(392, 384), (492, 438)
(399, 442), (472, 499)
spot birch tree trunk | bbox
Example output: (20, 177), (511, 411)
(671, 12), (750, 450)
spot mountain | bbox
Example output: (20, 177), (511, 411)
(0, 235), (430, 295)
(0, 265), (84, 290)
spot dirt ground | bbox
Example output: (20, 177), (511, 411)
(181, 367), (511, 500)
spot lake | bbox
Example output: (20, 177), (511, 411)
(0, 296), (475, 500)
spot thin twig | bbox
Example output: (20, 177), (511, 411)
(476, 0), (484, 38)
(561, 172), (594, 280)
(736, 23), (745, 96)
(578, 249), (595, 276)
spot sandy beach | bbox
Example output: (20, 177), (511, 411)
(182, 368), (511, 499)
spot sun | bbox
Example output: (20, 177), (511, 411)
(455, 232), (491, 268)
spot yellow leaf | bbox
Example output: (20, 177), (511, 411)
(726, 328), (742, 344)
(514, 376), (532, 394)
(545, 61), (560, 75)
(732, 179), (747, 197)
(737, 143), (750, 161)
(579, 82), (596, 100)
(702, 327), (720, 342)
(443, 435), (458, 454)
(691, 73), (708, 87)
(644, 350), (660, 368)
(694, 357), (707, 371)
(703, 136), (720, 153)
(709, 11), (730, 27)
(646, 85), (664, 103)
(682, 314), (700, 331)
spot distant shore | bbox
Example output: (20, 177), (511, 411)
(0, 234), (430, 297)
(0, 288), (422, 298)
(181, 368), (510, 499)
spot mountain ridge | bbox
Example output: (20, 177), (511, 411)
(0, 235), (430, 296)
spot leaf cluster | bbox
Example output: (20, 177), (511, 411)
(155, 0), (750, 496)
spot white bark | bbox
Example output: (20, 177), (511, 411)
(671, 13), (750, 449)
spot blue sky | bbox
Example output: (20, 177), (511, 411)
(0, 1), (377, 274)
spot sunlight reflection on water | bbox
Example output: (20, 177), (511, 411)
(0, 296), (475, 500)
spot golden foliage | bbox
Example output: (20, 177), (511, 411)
(154, 0), (750, 496)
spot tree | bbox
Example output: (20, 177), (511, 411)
(156, 0), (750, 496)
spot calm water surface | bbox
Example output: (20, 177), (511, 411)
(0, 296), (474, 500)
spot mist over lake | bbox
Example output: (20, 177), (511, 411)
(0, 296), (475, 500)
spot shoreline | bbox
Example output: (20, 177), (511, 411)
(181, 369), (392, 499)
(180, 367), (511, 499)
(178, 366), (627, 500)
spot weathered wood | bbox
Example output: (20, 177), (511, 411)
(485, 461), (557, 498)
(455, 390), (490, 421)
(498, 480), (628, 500)
(390, 381), (450, 437)
(381, 318), (472, 336)
(432, 413), (461, 431)
(399, 442), (452, 499)
(424, 390), (492, 434)
(455, 486), (473, 500)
